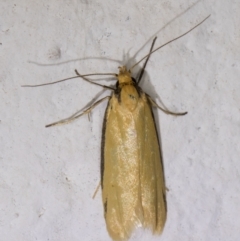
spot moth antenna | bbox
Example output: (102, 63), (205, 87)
(22, 76), (79, 87)
(130, 15), (210, 71)
(22, 72), (116, 88)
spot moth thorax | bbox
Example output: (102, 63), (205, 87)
(118, 66), (132, 84)
(121, 85), (139, 112)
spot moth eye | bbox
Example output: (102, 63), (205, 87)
(132, 78), (136, 83)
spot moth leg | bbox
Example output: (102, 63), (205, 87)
(137, 36), (157, 83)
(75, 70), (115, 90)
(148, 96), (187, 116)
(92, 181), (101, 199)
(46, 96), (110, 127)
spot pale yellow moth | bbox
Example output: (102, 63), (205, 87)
(23, 15), (210, 241)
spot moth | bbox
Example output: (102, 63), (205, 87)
(23, 15), (210, 241)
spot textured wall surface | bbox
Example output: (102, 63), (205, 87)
(1, 0), (240, 240)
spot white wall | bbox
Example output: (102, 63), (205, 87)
(1, 0), (240, 240)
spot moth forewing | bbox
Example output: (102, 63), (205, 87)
(101, 67), (166, 240)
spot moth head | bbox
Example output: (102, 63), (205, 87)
(117, 66), (132, 84)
